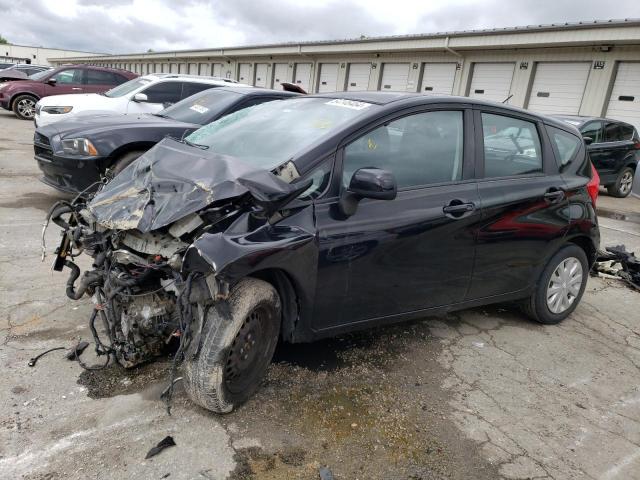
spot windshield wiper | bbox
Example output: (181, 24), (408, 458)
(183, 138), (209, 150)
(153, 113), (169, 118)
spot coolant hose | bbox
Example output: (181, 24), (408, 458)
(65, 260), (102, 300)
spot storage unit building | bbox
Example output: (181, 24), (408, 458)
(468, 63), (515, 103)
(379, 63), (410, 91)
(346, 63), (371, 91)
(420, 63), (458, 94)
(527, 62), (591, 115)
(318, 63), (339, 92)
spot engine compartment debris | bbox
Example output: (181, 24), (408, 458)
(592, 245), (640, 290)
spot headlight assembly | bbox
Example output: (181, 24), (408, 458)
(61, 138), (99, 156)
(42, 106), (73, 114)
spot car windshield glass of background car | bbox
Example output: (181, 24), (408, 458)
(160, 89), (241, 124)
(29, 70), (51, 80)
(186, 97), (373, 169)
(103, 77), (151, 98)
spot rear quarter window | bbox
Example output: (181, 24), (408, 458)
(548, 126), (582, 167)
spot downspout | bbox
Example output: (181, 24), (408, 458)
(444, 36), (462, 57)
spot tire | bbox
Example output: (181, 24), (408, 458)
(521, 245), (588, 325)
(606, 166), (635, 198)
(183, 277), (281, 413)
(12, 94), (38, 120)
(111, 150), (146, 175)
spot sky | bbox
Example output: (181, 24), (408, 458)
(1, 0), (639, 54)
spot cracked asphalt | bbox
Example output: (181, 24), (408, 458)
(1, 109), (639, 479)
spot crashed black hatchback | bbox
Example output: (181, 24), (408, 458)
(46, 92), (600, 413)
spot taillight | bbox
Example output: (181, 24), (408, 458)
(633, 141), (640, 150)
(587, 163), (600, 207)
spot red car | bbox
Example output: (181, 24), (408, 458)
(0, 64), (137, 120)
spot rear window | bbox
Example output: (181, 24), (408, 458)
(604, 122), (635, 142)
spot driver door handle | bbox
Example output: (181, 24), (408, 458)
(71, 87), (83, 91)
(443, 200), (476, 217)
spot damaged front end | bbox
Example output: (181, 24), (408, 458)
(43, 138), (311, 371)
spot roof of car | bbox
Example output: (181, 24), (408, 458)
(552, 114), (637, 130)
(215, 86), (299, 97)
(138, 73), (249, 86)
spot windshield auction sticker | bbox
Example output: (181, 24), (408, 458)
(325, 99), (372, 110)
(189, 104), (209, 114)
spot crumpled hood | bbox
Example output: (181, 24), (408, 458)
(88, 137), (306, 232)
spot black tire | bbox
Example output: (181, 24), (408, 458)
(111, 150), (146, 175)
(183, 277), (281, 413)
(521, 244), (588, 325)
(606, 166), (635, 198)
(12, 94), (38, 120)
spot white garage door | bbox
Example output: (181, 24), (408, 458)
(170, 63), (179, 74)
(347, 63), (371, 91)
(469, 63), (515, 103)
(273, 63), (289, 88)
(318, 63), (339, 92)
(420, 63), (457, 94)
(380, 63), (410, 91)
(188, 63), (198, 75)
(527, 62), (591, 115)
(238, 63), (251, 83)
(212, 63), (223, 77)
(294, 63), (312, 92)
(606, 62), (640, 132)
(254, 64), (269, 87)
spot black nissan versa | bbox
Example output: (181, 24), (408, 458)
(45, 92), (600, 413)
(555, 115), (639, 197)
(34, 87), (298, 193)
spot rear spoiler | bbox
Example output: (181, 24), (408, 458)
(281, 82), (307, 94)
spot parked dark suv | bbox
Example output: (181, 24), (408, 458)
(555, 116), (639, 197)
(47, 93), (600, 413)
(0, 64), (137, 120)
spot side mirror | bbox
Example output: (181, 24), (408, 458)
(338, 167), (397, 217)
(133, 92), (148, 102)
(583, 136), (594, 146)
(47, 78), (57, 86)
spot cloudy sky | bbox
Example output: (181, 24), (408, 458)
(1, 0), (639, 54)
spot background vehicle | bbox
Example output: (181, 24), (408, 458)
(48, 93), (600, 413)
(34, 73), (247, 127)
(34, 87), (298, 193)
(555, 115), (639, 197)
(0, 64), (51, 82)
(0, 64), (137, 120)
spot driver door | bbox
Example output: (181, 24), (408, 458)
(44, 68), (85, 96)
(312, 107), (482, 333)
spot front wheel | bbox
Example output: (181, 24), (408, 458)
(12, 95), (37, 120)
(183, 277), (281, 413)
(607, 166), (635, 198)
(521, 245), (588, 325)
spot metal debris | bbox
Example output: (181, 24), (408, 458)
(593, 245), (640, 290)
(145, 436), (177, 459)
(65, 341), (90, 360)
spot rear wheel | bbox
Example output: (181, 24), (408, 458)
(183, 277), (281, 413)
(607, 166), (635, 198)
(12, 95), (37, 120)
(521, 245), (588, 325)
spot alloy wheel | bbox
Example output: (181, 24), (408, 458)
(546, 257), (583, 314)
(17, 98), (36, 119)
(619, 171), (633, 195)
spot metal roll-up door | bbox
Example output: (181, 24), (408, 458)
(273, 63), (289, 88)
(346, 63), (371, 91)
(318, 63), (339, 92)
(420, 63), (457, 94)
(188, 63), (198, 75)
(212, 63), (223, 77)
(255, 63), (269, 87)
(379, 63), (410, 91)
(469, 63), (515, 102)
(527, 62), (591, 115)
(606, 62), (640, 132)
(170, 63), (179, 74)
(294, 63), (312, 92)
(238, 63), (251, 83)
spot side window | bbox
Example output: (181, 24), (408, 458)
(481, 113), (542, 177)
(85, 69), (119, 85)
(181, 82), (216, 99)
(548, 127), (581, 167)
(141, 81), (183, 104)
(51, 69), (83, 84)
(297, 159), (333, 200)
(112, 73), (129, 85)
(603, 122), (633, 142)
(619, 124), (635, 141)
(580, 121), (603, 143)
(227, 97), (281, 115)
(342, 110), (464, 188)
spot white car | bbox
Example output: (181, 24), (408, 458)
(34, 74), (250, 127)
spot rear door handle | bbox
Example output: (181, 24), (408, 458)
(443, 201), (476, 217)
(71, 87), (83, 91)
(543, 188), (565, 203)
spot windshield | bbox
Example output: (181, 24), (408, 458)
(29, 70), (51, 80)
(103, 77), (152, 98)
(160, 89), (243, 124)
(186, 97), (373, 169)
